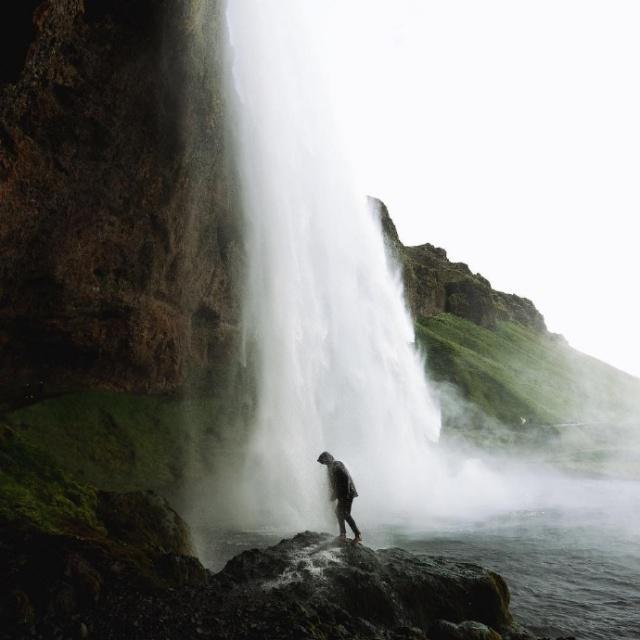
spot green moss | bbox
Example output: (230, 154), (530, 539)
(417, 313), (640, 429)
(3, 391), (223, 492)
(0, 426), (103, 535)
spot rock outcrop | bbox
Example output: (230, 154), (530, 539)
(212, 531), (523, 640)
(3, 531), (555, 640)
(371, 198), (546, 332)
(0, 487), (207, 635)
(0, 0), (238, 399)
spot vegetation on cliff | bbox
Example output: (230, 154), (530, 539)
(3, 391), (211, 492)
(0, 424), (101, 535)
(417, 313), (640, 477)
(417, 314), (640, 427)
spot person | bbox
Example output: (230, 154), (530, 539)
(317, 451), (362, 543)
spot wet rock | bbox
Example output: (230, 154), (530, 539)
(0, 530), (557, 640)
(431, 619), (502, 640)
(212, 531), (514, 638)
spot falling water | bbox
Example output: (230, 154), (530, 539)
(222, 1), (512, 531)
(222, 1), (439, 529)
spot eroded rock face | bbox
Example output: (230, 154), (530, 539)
(0, 0), (238, 398)
(371, 198), (546, 332)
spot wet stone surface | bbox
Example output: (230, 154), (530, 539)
(3, 531), (570, 640)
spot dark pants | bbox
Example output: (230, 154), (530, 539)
(336, 498), (360, 536)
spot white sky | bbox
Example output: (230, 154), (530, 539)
(315, 1), (640, 377)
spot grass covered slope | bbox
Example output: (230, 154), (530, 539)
(2, 391), (226, 493)
(417, 313), (640, 431)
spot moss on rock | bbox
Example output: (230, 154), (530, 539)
(3, 391), (224, 492)
(0, 424), (102, 536)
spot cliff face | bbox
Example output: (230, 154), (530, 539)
(0, 0), (237, 399)
(371, 198), (547, 333)
(0, 2), (547, 405)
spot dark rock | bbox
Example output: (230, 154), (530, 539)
(47, 583), (77, 617)
(3, 530), (560, 640)
(0, 0), (238, 399)
(155, 553), (208, 587)
(63, 552), (102, 603)
(96, 490), (193, 556)
(431, 619), (502, 640)
(445, 280), (497, 328)
(211, 531), (514, 638)
(2, 590), (36, 626)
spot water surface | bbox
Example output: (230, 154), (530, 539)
(199, 480), (640, 640)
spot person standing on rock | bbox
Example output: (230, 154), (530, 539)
(317, 451), (362, 543)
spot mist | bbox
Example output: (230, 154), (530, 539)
(180, 2), (640, 554)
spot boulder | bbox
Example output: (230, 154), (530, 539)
(212, 531), (514, 639)
(155, 552), (208, 587)
(96, 490), (193, 556)
(1, 531), (574, 640)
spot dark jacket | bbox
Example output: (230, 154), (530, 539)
(328, 460), (358, 501)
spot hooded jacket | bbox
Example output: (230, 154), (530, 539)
(317, 452), (358, 501)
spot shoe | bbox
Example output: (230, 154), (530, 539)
(352, 534), (362, 544)
(336, 534), (347, 543)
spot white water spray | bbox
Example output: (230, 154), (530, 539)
(222, 1), (515, 531)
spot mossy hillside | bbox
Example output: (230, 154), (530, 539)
(0, 424), (205, 622)
(3, 391), (225, 493)
(0, 426), (103, 536)
(417, 313), (640, 429)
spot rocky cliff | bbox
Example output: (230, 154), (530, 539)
(0, 0), (238, 400)
(0, 1), (551, 408)
(371, 198), (546, 333)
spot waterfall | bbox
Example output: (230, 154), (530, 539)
(222, 1), (442, 530)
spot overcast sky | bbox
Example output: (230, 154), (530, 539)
(314, 0), (640, 377)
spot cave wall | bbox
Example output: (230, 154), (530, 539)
(0, 0), (239, 400)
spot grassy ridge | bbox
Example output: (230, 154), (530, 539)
(416, 313), (640, 428)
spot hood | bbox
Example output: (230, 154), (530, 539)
(317, 451), (334, 464)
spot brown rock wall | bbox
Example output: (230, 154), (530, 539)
(0, 0), (238, 397)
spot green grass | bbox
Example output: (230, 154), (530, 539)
(417, 313), (640, 429)
(2, 391), (224, 492)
